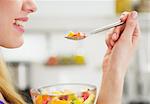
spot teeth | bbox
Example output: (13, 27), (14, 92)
(15, 20), (25, 26)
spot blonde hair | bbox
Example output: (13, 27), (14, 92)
(0, 58), (25, 104)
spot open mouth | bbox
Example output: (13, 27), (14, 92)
(13, 17), (28, 33)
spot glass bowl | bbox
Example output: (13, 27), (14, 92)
(30, 83), (97, 104)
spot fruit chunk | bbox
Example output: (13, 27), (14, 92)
(42, 95), (53, 104)
(71, 98), (84, 104)
(59, 95), (68, 100)
(81, 92), (90, 101)
(67, 31), (75, 37)
(83, 94), (95, 104)
(35, 95), (42, 104)
(51, 98), (70, 104)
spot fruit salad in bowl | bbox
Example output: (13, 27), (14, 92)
(30, 83), (97, 104)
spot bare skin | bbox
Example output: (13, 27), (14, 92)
(97, 11), (141, 104)
(0, 0), (37, 48)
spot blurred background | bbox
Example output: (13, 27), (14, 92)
(0, 0), (150, 104)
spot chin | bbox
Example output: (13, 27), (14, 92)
(1, 41), (24, 49)
(12, 42), (24, 48)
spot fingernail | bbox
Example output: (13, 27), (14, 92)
(131, 11), (137, 19)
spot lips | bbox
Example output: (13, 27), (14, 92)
(15, 17), (29, 22)
(13, 17), (29, 33)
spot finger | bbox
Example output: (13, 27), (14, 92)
(106, 27), (123, 48)
(105, 34), (112, 49)
(112, 12), (129, 41)
(108, 28), (120, 47)
(112, 32), (118, 41)
(121, 11), (138, 41)
(105, 28), (115, 49)
(112, 24), (125, 41)
(119, 11), (130, 32)
(110, 39), (115, 46)
(112, 11), (129, 41)
(132, 20), (141, 45)
(120, 11), (129, 22)
(105, 49), (111, 56)
(133, 20), (141, 37)
(112, 25), (124, 41)
(107, 27), (118, 42)
(108, 34), (115, 48)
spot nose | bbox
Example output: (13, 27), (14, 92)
(22, 0), (37, 13)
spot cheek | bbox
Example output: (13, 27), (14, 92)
(0, 21), (9, 41)
(0, 18), (24, 48)
(0, 1), (24, 48)
(0, 20), (24, 48)
(0, 0), (22, 25)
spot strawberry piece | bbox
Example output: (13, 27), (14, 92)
(81, 92), (90, 101)
(42, 95), (53, 104)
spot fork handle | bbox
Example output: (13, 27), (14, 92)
(90, 21), (125, 34)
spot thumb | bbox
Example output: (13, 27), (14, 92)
(121, 11), (138, 41)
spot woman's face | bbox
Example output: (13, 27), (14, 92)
(0, 0), (37, 48)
